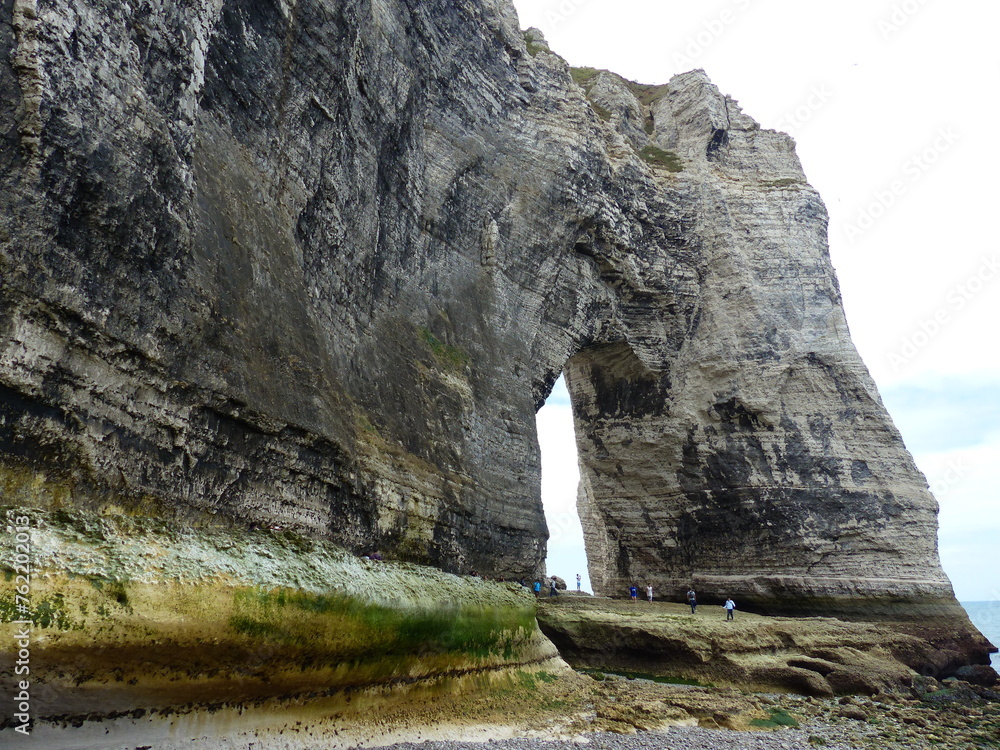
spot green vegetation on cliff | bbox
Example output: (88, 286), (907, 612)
(419, 326), (471, 370)
(230, 587), (535, 660)
(638, 145), (683, 172)
(570, 66), (602, 90)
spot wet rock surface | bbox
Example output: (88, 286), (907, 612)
(366, 679), (1000, 750)
(0, 0), (991, 662)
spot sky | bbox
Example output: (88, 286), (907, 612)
(519, 0), (1000, 602)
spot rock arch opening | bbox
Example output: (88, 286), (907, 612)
(536, 374), (589, 593)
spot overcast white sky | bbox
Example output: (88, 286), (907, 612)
(520, 0), (1000, 602)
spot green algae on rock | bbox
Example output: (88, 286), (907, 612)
(0, 506), (552, 722)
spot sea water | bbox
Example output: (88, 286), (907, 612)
(962, 600), (1000, 670)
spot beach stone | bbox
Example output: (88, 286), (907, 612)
(910, 675), (943, 696)
(971, 686), (1000, 701)
(931, 681), (986, 706)
(836, 706), (869, 721)
(954, 665), (999, 687)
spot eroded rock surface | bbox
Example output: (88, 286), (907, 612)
(0, 0), (991, 664)
(537, 597), (990, 697)
(0, 506), (554, 722)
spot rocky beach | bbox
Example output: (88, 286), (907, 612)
(536, 597), (994, 697)
(1, 514), (995, 747)
(1, 0), (997, 746)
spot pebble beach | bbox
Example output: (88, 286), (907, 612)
(371, 677), (1000, 750)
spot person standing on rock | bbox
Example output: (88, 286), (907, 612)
(576, 573), (582, 592)
(724, 597), (736, 620)
(549, 578), (558, 597)
(629, 585), (638, 601)
(687, 588), (697, 614)
(646, 584), (653, 603)
(533, 580), (541, 597)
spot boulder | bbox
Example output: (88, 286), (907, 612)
(954, 665), (999, 687)
(837, 706), (870, 721)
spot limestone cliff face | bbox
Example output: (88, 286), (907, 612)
(563, 74), (946, 616)
(0, 0), (988, 658)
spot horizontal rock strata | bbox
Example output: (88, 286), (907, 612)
(537, 597), (991, 697)
(0, 0), (992, 667)
(0, 506), (555, 723)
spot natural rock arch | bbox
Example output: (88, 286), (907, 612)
(556, 330), (941, 615)
(0, 0), (987, 668)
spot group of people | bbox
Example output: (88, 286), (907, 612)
(524, 572), (585, 597)
(627, 584), (656, 602)
(370, 558), (739, 617)
(524, 578), (560, 596)
(629, 585), (738, 619)
(519, 574), (739, 619)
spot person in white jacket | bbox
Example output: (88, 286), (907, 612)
(724, 597), (736, 620)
